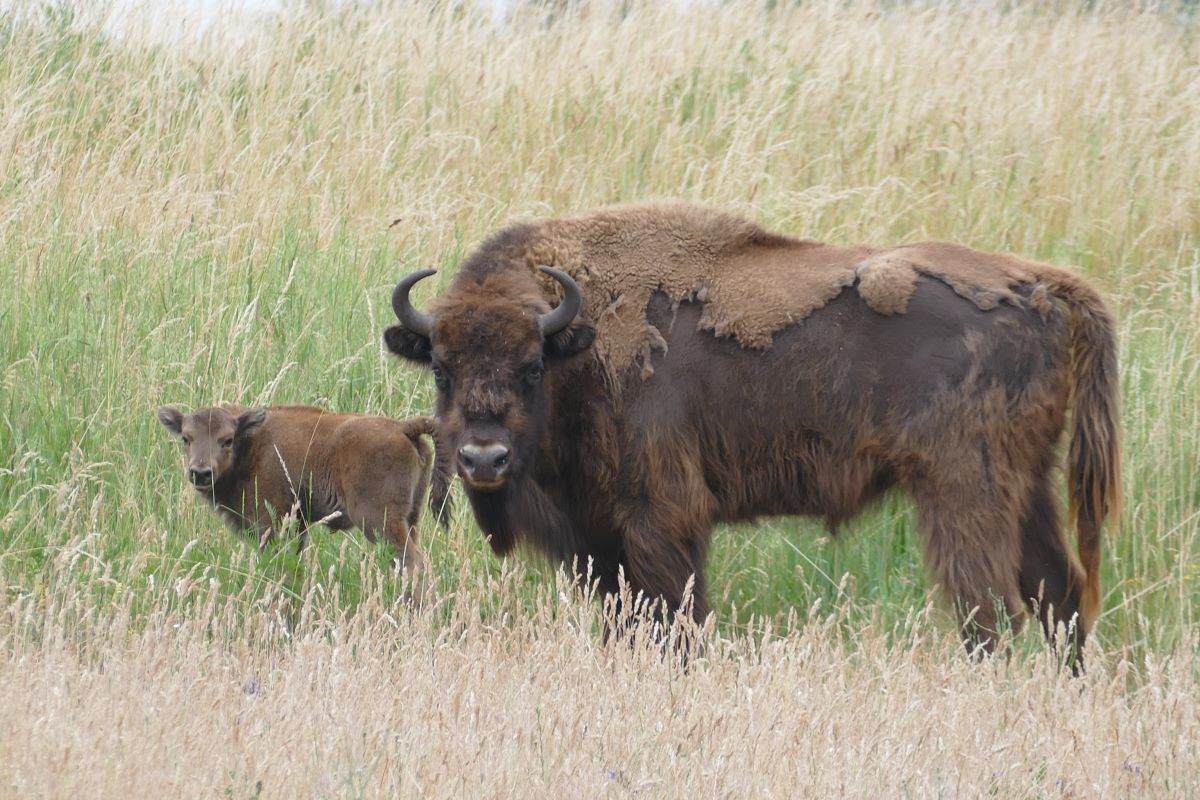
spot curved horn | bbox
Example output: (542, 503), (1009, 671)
(391, 268), (437, 337)
(537, 267), (582, 336)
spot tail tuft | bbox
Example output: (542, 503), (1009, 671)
(1051, 273), (1122, 632)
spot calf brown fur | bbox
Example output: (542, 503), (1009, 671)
(158, 405), (448, 594)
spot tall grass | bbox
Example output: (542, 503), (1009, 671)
(0, 1), (1198, 789)
(3, 564), (1199, 797)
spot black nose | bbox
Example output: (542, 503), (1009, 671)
(457, 443), (511, 484)
(189, 467), (213, 487)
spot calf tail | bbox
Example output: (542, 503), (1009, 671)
(1048, 272), (1122, 633)
(402, 416), (453, 528)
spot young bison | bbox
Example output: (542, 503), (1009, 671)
(157, 404), (448, 596)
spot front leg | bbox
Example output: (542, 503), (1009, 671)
(616, 501), (713, 626)
(613, 434), (717, 627)
(294, 526), (310, 555)
(215, 502), (277, 551)
(217, 480), (297, 554)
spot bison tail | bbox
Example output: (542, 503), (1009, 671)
(1053, 273), (1122, 634)
(402, 416), (454, 528)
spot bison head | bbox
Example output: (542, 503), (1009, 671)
(158, 406), (267, 493)
(383, 266), (595, 494)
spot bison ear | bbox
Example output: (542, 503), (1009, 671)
(157, 406), (183, 435)
(384, 325), (433, 364)
(237, 408), (267, 437)
(543, 318), (596, 360)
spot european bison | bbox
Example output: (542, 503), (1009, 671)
(384, 203), (1121, 660)
(157, 405), (448, 595)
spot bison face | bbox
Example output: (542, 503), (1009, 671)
(157, 406), (266, 493)
(384, 267), (595, 493)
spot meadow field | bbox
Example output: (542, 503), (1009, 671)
(1, 0), (1198, 795)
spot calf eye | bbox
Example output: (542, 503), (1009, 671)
(181, 436), (191, 445)
(221, 438), (233, 449)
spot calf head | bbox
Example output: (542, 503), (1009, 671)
(384, 266), (595, 493)
(157, 406), (267, 492)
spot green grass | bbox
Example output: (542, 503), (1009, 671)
(0, 0), (1197, 673)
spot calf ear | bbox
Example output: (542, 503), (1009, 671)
(544, 319), (597, 360)
(157, 406), (183, 435)
(237, 408), (267, 437)
(384, 325), (433, 364)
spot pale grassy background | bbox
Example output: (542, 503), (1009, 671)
(1, 0), (1199, 795)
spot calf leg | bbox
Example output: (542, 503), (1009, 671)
(233, 486), (292, 551)
(378, 514), (431, 607)
(406, 441), (433, 533)
(335, 439), (432, 604)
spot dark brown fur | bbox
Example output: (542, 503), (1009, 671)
(384, 203), (1121, 664)
(158, 405), (451, 599)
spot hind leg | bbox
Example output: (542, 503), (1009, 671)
(1018, 471), (1087, 666)
(912, 472), (1026, 656)
(336, 437), (432, 604)
(376, 512), (431, 607)
(405, 467), (428, 533)
(406, 437), (433, 532)
(344, 481), (431, 605)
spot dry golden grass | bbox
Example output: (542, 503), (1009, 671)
(1, 0), (1199, 795)
(2, 566), (1198, 798)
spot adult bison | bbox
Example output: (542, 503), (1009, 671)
(384, 203), (1120, 658)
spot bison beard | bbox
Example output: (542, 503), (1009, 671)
(384, 203), (1121, 670)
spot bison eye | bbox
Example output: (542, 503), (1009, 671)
(181, 436), (191, 445)
(221, 438), (233, 449)
(431, 364), (449, 390)
(523, 362), (544, 385)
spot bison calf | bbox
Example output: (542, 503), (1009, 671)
(157, 404), (448, 596)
